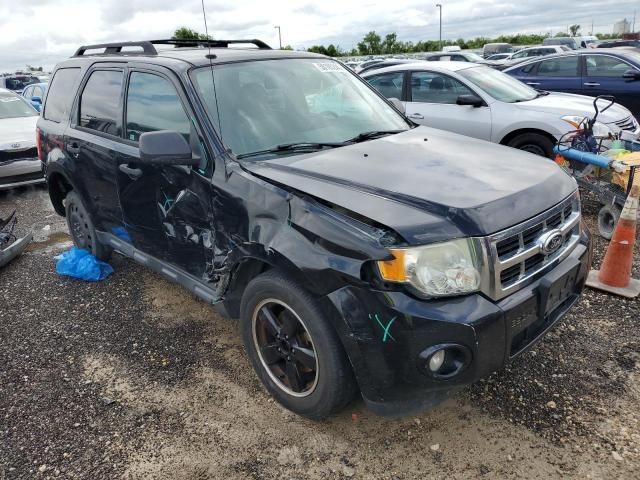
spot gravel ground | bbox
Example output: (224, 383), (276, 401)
(0, 186), (638, 479)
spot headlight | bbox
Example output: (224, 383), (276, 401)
(561, 115), (613, 138)
(377, 238), (485, 297)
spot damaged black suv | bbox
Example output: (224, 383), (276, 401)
(38, 39), (591, 419)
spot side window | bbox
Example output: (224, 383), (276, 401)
(536, 56), (579, 77)
(125, 72), (190, 142)
(33, 86), (43, 98)
(452, 55), (466, 62)
(23, 86), (32, 97)
(410, 71), (474, 104)
(521, 62), (537, 74)
(513, 50), (526, 59)
(43, 68), (82, 123)
(367, 72), (404, 99)
(585, 55), (632, 77)
(79, 70), (123, 136)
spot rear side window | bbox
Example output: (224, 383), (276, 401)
(367, 72), (404, 99)
(79, 70), (123, 136)
(44, 68), (81, 123)
(536, 57), (578, 77)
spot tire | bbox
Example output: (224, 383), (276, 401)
(507, 133), (555, 158)
(240, 270), (357, 419)
(598, 203), (621, 240)
(64, 191), (112, 261)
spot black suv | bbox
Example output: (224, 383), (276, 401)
(38, 39), (591, 419)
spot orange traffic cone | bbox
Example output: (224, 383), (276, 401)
(586, 185), (640, 298)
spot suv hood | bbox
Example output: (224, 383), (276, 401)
(0, 116), (38, 150)
(514, 92), (632, 124)
(241, 127), (577, 245)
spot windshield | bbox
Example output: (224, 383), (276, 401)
(464, 52), (486, 62)
(0, 93), (38, 119)
(458, 65), (538, 103)
(192, 58), (409, 157)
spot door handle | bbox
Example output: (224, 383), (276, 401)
(526, 82), (540, 86)
(584, 82), (600, 87)
(119, 163), (143, 180)
(407, 113), (424, 120)
(66, 141), (80, 157)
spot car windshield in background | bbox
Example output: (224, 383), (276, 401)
(464, 52), (486, 62)
(192, 58), (409, 158)
(0, 93), (38, 119)
(458, 65), (538, 103)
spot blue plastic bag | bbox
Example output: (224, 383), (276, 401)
(55, 247), (114, 281)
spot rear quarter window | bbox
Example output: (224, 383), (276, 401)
(43, 68), (82, 123)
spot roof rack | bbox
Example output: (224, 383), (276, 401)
(73, 38), (272, 57)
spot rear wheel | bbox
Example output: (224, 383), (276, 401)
(240, 270), (357, 419)
(64, 191), (112, 261)
(507, 133), (555, 158)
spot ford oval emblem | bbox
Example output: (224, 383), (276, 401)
(539, 230), (564, 255)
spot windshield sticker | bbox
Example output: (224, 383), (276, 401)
(0, 97), (21, 103)
(312, 62), (346, 73)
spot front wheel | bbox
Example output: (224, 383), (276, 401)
(240, 270), (357, 419)
(507, 133), (555, 158)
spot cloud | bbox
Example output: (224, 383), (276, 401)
(0, 0), (636, 72)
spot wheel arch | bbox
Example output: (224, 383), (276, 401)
(46, 170), (74, 216)
(499, 128), (558, 147)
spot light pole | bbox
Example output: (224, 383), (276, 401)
(274, 25), (282, 49)
(435, 4), (442, 51)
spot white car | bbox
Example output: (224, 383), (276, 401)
(0, 88), (43, 190)
(363, 62), (639, 157)
(495, 45), (570, 64)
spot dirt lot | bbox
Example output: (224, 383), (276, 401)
(1, 186), (639, 479)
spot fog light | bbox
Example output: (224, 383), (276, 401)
(429, 349), (446, 372)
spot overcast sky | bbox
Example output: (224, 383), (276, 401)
(1, 0), (637, 71)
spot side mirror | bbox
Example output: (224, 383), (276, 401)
(456, 94), (484, 107)
(387, 97), (406, 114)
(31, 96), (42, 104)
(139, 130), (198, 166)
(622, 70), (640, 81)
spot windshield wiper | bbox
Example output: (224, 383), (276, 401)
(236, 142), (344, 160)
(344, 130), (406, 143)
(535, 90), (550, 97)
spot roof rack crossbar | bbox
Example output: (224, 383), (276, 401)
(148, 39), (272, 49)
(74, 41), (157, 57)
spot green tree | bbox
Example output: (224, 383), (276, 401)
(172, 27), (210, 41)
(381, 33), (398, 54)
(282, 45), (294, 50)
(358, 31), (382, 55)
(569, 24), (581, 37)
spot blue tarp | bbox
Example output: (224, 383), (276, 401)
(55, 247), (113, 281)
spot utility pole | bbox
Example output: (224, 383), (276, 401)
(436, 4), (442, 51)
(633, 10), (636, 33)
(274, 25), (282, 49)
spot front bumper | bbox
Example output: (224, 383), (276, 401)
(0, 158), (45, 190)
(323, 234), (591, 416)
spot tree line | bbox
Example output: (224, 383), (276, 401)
(173, 26), (621, 58)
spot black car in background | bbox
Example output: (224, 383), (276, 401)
(38, 39), (590, 419)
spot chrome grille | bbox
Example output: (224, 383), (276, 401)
(613, 115), (639, 132)
(486, 192), (581, 300)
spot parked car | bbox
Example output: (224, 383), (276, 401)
(597, 40), (640, 48)
(22, 82), (48, 112)
(482, 43), (512, 58)
(0, 75), (39, 94)
(426, 51), (501, 67)
(501, 45), (570, 62)
(40, 39), (591, 419)
(357, 58), (421, 75)
(354, 58), (385, 73)
(579, 35), (599, 48)
(504, 49), (640, 118)
(486, 53), (511, 61)
(363, 61), (638, 157)
(542, 37), (580, 50)
(0, 88), (43, 190)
